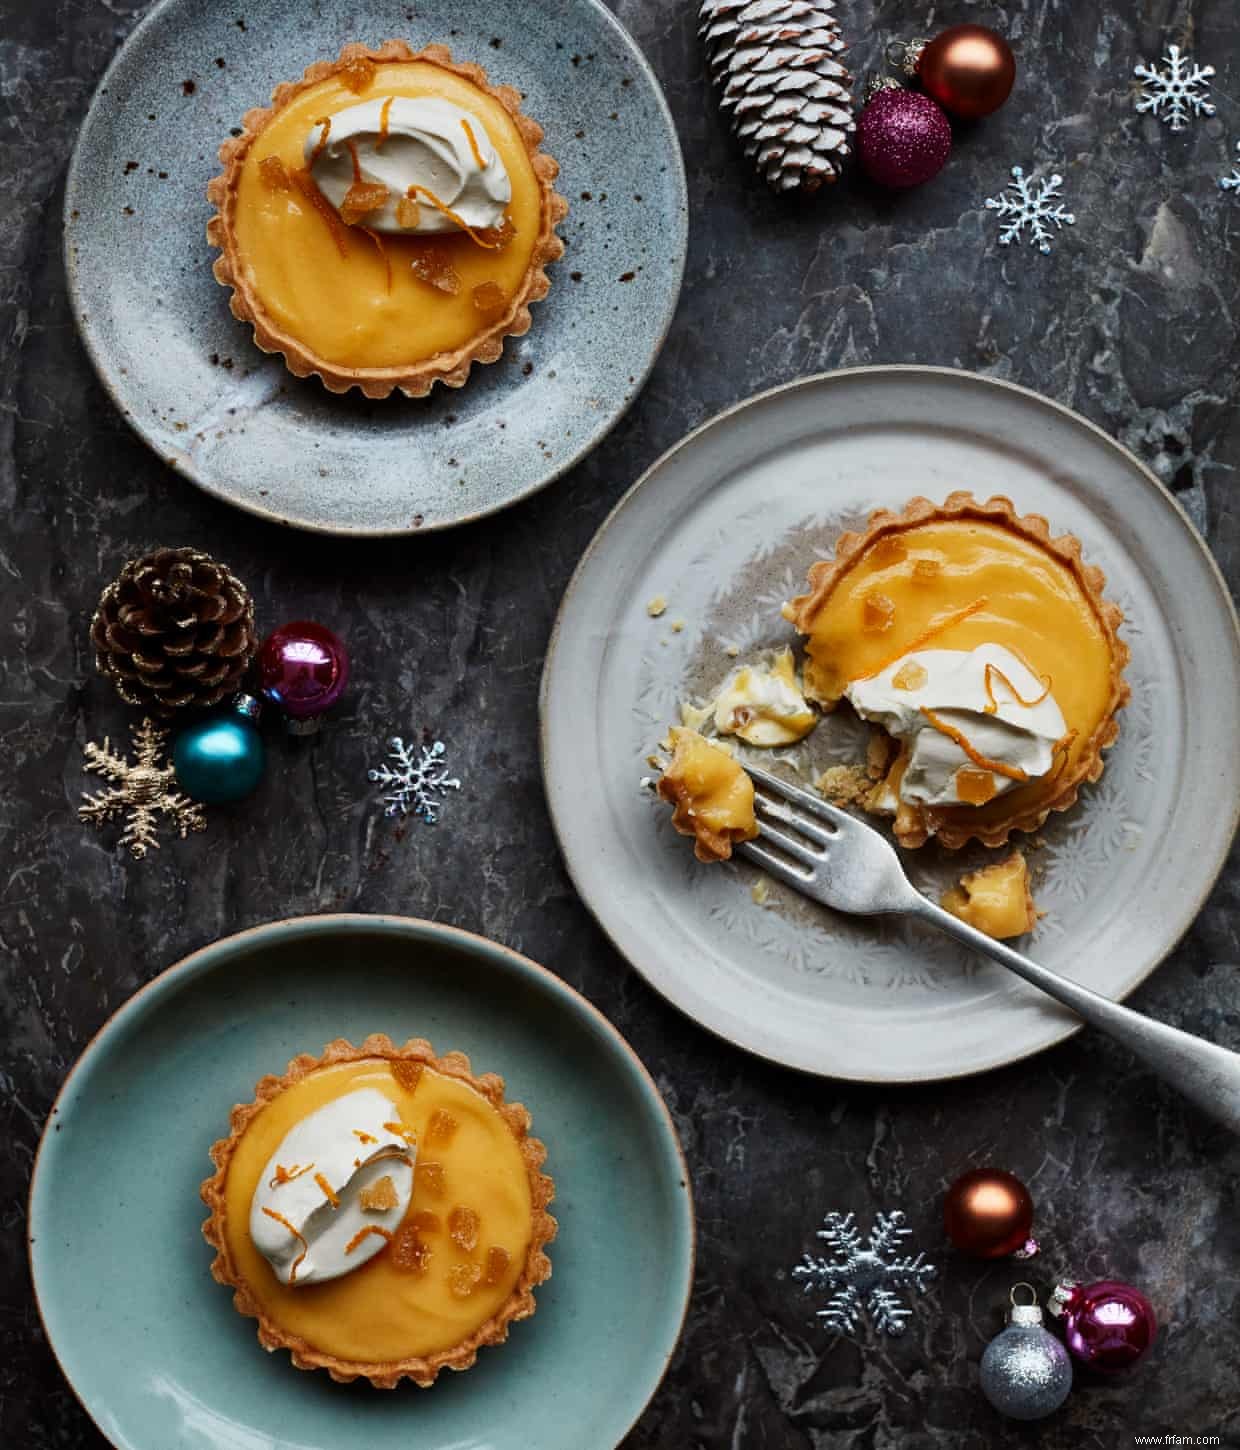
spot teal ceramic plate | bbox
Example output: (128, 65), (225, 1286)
(29, 915), (693, 1449)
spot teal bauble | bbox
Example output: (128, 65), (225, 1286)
(173, 712), (265, 803)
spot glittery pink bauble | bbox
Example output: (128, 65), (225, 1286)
(258, 621), (349, 720)
(1058, 1280), (1157, 1372)
(858, 89), (952, 189)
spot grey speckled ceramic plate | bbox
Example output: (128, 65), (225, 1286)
(65, 0), (686, 535)
(541, 367), (1240, 1082)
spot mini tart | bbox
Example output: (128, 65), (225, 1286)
(206, 41), (568, 397)
(786, 493), (1129, 849)
(658, 726), (759, 862)
(200, 1034), (555, 1388)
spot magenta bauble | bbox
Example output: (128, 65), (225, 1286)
(858, 88), (952, 189)
(1050, 1279), (1157, 1372)
(258, 621), (350, 723)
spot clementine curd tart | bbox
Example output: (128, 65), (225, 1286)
(200, 1034), (555, 1388)
(207, 41), (567, 397)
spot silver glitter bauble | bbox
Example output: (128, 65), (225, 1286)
(979, 1286), (1073, 1421)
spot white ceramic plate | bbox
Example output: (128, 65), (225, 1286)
(540, 368), (1240, 1082)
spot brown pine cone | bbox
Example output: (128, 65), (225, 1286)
(91, 547), (257, 714)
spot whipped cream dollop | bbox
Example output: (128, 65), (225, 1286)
(250, 1087), (415, 1286)
(845, 644), (1067, 809)
(305, 97), (511, 234)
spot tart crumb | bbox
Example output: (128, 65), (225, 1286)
(750, 877), (770, 906)
(814, 763), (874, 808)
(646, 595), (667, 618)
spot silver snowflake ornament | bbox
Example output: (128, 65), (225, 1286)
(1220, 143), (1240, 195)
(368, 737), (461, 823)
(985, 166), (1075, 255)
(1134, 45), (1215, 132)
(792, 1209), (935, 1337)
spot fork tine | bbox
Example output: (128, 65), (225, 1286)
(736, 838), (815, 888)
(745, 761), (855, 831)
(751, 806), (824, 868)
(753, 791), (834, 849)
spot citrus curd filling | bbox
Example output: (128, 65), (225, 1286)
(233, 62), (542, 369)
(222, 1058), (534, 1363)
(798, 520), (1116, 827)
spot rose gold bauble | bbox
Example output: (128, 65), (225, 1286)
(918, 24), (1016, 119)
(943, 1168), (1033, 1257)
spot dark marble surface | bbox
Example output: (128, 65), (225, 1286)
(4, 0), (1240, 1446)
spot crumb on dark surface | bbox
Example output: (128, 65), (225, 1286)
(215, 56), (226, 68)
(619, 271), (636, 282)
(574, 129), (585, 139)
(581, 190), (593, 201)
(490, 36), (502, 48)
(522, 362), (533, 376)
(158, 171), (168, 179)
(570, 271), (583, 282)
(123, 160), (138, 174)
(122, 206), (134, 216)
(235, 16), (246, 28)
(181, 79), (195, 95)
(411, 514), (424, 528)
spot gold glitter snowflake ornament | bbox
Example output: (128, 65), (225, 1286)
(79, 718), (207, 858)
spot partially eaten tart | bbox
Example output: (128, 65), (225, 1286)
(658, 727), (759, 862)
(786, 493), (1129, 849)
(207, 41), (567, 397)
(200, 1035), (555, 1388)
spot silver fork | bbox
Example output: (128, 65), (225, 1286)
(737, 761), (1240, 1132)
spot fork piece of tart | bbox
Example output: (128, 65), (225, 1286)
(657, 727), (759, 862)
(200, 1035), (555, 1388)
(785, 492), (1129, 849)
(207, 41), (567, 397)
(941, 852), (1039, 940)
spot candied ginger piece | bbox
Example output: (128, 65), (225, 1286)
(395, 195), (422, 229)
(484, 1245), (511, 1286)
(955, 766), (999, 805)
(340, 56), (377, 94)
(892, 660), (928, 691)
(912, 557), (942, 581)
(259, 155), (292, 192)
(359, 1174), (399, 1213)
(872, 535), (907, 565)
(472, 281), (507, 319)
(427, 1109), (459, 1146)
(390, 1059), (424, 1094)
(390, 1222), (433, 1275)
(449, 1205), (480, 1252)
(862, 593), (896, 633)
(475, 215), (518, 249)
(340, 179), (389, 227)
(416, 1160), (446, 1198)
(448, 1262), (483, 1299)
(409, 248), (462, 295)
(410, 1210), (441, 1233)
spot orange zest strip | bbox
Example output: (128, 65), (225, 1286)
(353, 1129), (378, 1145)
(983, 662), (1052, 715)
(313, 1171), (340, 1209)
(1043, 729), (1079, 785)
(268, 1162), (314, 1189)
(346, 138), (364, 186)
(919, 706), (1029, 782)
(362, 227), (393, 292)
(345, 1225), (394, 1255)
(261, 1207), (309, 1284)
(460, 118), (488, 169)
(376, 96), (394, 150)
(309, 116), (332, 164)
(290, 168), (350, 258)
(383, 1120), (418, 1143)
(849, 598), (990, 682)
(407, 185), (506, 248)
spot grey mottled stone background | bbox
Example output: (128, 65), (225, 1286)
(3, 0), (1239, 1446)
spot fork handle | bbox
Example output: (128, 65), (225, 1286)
(910, 896), (1240, 1135)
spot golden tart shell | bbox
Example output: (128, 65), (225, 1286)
(786, 492), (1130, 850)
(199, 1033), (556, 1388)
(206, 41), (568, 398)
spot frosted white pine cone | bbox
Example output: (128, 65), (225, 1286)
(701, 0), (855, 193)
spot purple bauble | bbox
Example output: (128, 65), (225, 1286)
(258, 621), (349, 724)
(858, 88), (952, 189)
(1052, 1279), (1157, 1372)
